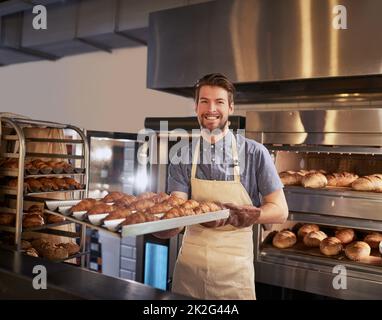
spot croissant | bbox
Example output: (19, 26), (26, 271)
(129, 199), (156, 211)
(122, 212), (159, 225)
(51, 178), (70, 190)
(161, 207), (185, 219)
(23, 213), (44, 228)
(351, 174), (382, 192)
(69, 198), (98, 213)
(104, 208), (135, 221)
(152, 192), (170, 203)
(64, 177), (83, 189)
(2, 158), (18, 169)
(147, 202), (173, 214)
(113, 195), (137, 207)
(25, 178), (43, 192)
(39, 178), (60, 191)
(87, 203), (116, 215)
(204, 201), (222, 212)
(0, 212), (16, 226)
(27, 205), (44, 215)
(197, 202), (212, 213)
(301, 172), (328, 188)
(102, 192), (126, 203)
(182, 200), (199, 210)
(326, 172), (359, 187)
(165, 195), (186, 207)
(137, 192), (157, 200)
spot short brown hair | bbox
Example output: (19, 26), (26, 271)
(194, 73), (235, 105)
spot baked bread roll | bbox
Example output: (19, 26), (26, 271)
(320, 237), (343, 256)
(114, 195), (137, 208)
(23, 213), (44, 228)
(335, 228), (355, 244)
(102, 192), (126, 203)
(122, 212), (159, 225)
(326, 172), (359, 187)
(104, 208), (134, 221)
(351, 174), (382, 192)
(130, 199), (156, 211)
(58, 242), (80, 255)
(279, 171), (305, 186)
(272, 230), (297, 249)
(297, 224), (320, 239)
(303, 231), (327, 247)
(46, 213), (65, 224)
(181, 200), (200, 210)
(301, 172), (328, 188)
(137, 192), (157, 200)
(69, 198), (98, 213)
(345, 241), (371, 261)
(363, 232), (382, 249)
(87, 203), (115, 215)
(0, 212), (16, 226)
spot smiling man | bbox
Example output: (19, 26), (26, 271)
(154, 73), (288, 300)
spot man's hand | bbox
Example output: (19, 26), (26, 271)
(200, 218), (228, 228)
(223, 203), (261, 228)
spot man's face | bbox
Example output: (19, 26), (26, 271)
(195, 85), (234, 132)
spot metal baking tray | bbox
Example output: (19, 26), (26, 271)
(121, 209), (230, 237)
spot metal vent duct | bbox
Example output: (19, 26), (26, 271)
(148, 0), (382, 103)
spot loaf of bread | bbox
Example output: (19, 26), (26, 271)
(301, 172), (328, 188)
(326, 172), (359, 187)
(58, 242), (80, 256)
(32, 239), (69, 260)
(272, 230), (297, 249)
(297, 224), (320, 239)
(23, 213), (44, 228)
(363, 232), (382, 249)
(46, 213), (65, 224)
(320, 237), (343, 256)
(0, 212), (16, 226)
(351, 174), (382, 192)
(345, 241), (371, 261)
(303, 231), (327, 247)
(335, 228), (355, 244)
(279, 171), (304, 186)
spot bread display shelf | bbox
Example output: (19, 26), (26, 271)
(0, 168), (85, 177)
(285, 185), (382, 199)
(1, 135), (85, 144)
(0, 220), (73, 233)
(261, 243), (382, 267)
(44, 205), (230, 238)
(0, 186), (87, 196)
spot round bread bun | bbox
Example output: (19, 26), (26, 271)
(303, 231), (327, 247)
(272, 230), (297, 249)
(320, 237), (343, 256)
(363, 232), (382, 249)
(297, 224), (320, 239)
(345, 241), (371, 261)
(335, 228), (355, 244)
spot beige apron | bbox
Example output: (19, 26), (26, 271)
(172, 135), (256, 300)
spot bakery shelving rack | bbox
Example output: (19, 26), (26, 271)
(0, 116), (90, 266)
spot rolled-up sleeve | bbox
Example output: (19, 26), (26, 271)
(167, 162), (190, 194)
(256, 145), (284, 197)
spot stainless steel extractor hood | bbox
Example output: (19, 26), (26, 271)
(147, 0), (382, 103)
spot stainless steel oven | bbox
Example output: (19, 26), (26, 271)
(246, 109), (382, 300)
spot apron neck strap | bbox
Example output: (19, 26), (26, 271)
(191, 133), (241, 182)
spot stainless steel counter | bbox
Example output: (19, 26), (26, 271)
(0, 248), (189, 300)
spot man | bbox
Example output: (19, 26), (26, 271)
(154, 73), (288, 300)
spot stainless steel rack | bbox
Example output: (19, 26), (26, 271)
(0, 117), (90, 266)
